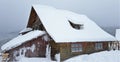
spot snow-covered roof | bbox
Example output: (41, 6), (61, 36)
(115, 29), (120, 41)
(32, 5), (116, 42)
(1, 30), (45, 51)
(19, 28), (32, 33)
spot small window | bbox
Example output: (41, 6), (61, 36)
(69, 20), (83, 30)
(95, 43), (103, 50)
(71, 43), (82, 52)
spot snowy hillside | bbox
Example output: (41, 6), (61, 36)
(65, 50), (120, 62)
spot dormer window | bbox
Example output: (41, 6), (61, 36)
(69, 20), (83, 30)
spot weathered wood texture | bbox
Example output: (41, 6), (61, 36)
(6, 35), (48, 61)
(27, 7), (46, 31)
(59, 42), (109, 61)
(27, 7), (37, 28)
(49, 41), (60, 60)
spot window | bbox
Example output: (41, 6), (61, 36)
(69, 20), (83, 30)
(95, 43), (103, 50)
(71, 43), (82, 52)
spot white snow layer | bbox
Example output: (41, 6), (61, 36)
(46, 45), (51, 60)
(55, 53), (60, 62)
(64, 50), (120, 62)
(19, 28), (32, 33)
(1, 30), (45, 51)
(15, 50), (120, 62)
(32, 5), (116, 43)
(18, 44), (56, 62)
(18, 57), (56, 62)
(116, 29), (120, 41)
(42, 34), (50, 41)
(13, 44), (36, 61)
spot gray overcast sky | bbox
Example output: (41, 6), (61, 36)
(0, 0), (119, 34)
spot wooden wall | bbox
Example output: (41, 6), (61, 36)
(27, 7), (37, 28)
(6, 37), (110, 62)
(59, 42), (109, 61)
(6, 35), (48, 61)
(49, 41), (60, 60)
(59, 43), (71, 61)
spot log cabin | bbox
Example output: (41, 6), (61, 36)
(1, 5), (116, 62)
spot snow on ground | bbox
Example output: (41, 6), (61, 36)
(55, 53), (60, 62)
(18, 57), (56, 62)
(0, 50), (119, 62)
(64, 50), (120, 62)
(15, 50), (120, 62)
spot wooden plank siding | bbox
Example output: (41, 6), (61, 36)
(58, 42), (109, 61)
(59, 43), (71, 61)
(49, 41), (60, 60)
(27, 7), (37, 28)
(6, 35), (48, 61)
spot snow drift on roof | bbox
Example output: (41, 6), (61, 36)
(115, 29), (120, 41)
(1, 30), (45, 51)
(32, 5), (116, 42)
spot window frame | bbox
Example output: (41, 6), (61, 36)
(71, 43), (83, 52)
(95, 43), (103, 50)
